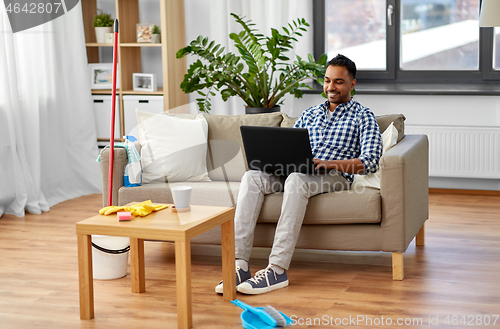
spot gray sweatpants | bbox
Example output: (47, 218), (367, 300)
(234, 170), (349, 270)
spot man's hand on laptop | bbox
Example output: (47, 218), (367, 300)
(313, 158), (366, 174)
(313, 159), (331, 171)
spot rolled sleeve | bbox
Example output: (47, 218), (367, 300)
(357, 111), (382, 174)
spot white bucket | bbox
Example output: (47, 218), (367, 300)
(91, 235), (130, 280)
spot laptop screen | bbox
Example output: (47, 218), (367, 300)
(240, 126), (317, 176)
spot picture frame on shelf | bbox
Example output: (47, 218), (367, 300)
(133, 73), (157, 92)
(136, 23), (155, 43)
(89, 63), (119, 89)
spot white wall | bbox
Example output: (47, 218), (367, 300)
(295, 93), (500, 190)
(293, 93), (500, 127)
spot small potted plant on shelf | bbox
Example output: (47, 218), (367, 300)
(176, 13), (327, 114)
(93, 11), (114, 44)
(151, 25), (161, 44)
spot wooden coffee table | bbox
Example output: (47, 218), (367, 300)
(76, 204), (236, 329)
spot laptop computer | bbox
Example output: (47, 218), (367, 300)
(240, 125), (320, 176)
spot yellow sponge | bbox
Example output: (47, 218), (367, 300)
(117, 212), (132, 221)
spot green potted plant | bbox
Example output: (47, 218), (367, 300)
(151, 24), (161, 44)
(176, 13), (327, 114)
(93, 11), (114, 44)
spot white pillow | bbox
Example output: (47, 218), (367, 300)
(136, 110), (211, 183)
(351, 122), (398, 190)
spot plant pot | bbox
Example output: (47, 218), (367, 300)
(151, 34), (161, 43)
(245, 105), (280, 115)
(95, 26), (113, 44)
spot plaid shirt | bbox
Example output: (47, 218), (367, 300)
(294, 99), (382, 182)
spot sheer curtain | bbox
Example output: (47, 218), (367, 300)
(183, 0), (314, 116)
(0, 4), (101, 217)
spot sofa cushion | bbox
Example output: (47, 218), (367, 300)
(136, 111), (210, 183)
(281, 112), (406, 142)
(280, 113), (297, 128)
(375, 114), (405, 142)
(351, 122), (399, 189)
(118, 181), (381, 224)
(118, 181), (240, 207)
(204, 112), (284, 181)
(258, 188), (381, 224)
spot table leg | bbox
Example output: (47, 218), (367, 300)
(221, 218), (236, 301)
(175, 240), (192, 329)
(130, 238), (145, 293)
(77, 234), (94, 319)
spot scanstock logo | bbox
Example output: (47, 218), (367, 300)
(3, 0), (80, 33)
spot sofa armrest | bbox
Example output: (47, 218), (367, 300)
(100, 147), (129, 207)
(379, 134), (429, 252)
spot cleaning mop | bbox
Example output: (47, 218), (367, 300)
(107, 19), (119, 206)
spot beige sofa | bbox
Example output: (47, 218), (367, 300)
(100, 112), (429, 280)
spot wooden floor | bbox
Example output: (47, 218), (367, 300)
(1, 193), (499, 329)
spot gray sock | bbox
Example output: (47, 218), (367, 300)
(236, 259), (248, 271)
(270, 264), (285, 275)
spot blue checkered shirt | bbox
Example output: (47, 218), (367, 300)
(294, 99), (382, 183)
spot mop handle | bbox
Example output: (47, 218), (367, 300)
(107, 19), (119, 207)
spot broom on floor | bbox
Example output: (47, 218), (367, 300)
(107, 19), (119, 206)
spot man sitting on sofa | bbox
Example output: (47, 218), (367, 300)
(216, 54), (383, 295)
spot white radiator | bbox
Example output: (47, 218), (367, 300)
(405, 125), (500, 179)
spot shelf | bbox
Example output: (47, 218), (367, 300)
(86, 43), (114, 47)
(121, 88), (164, 95)
(91, 89), (113, 95)
(83, 0), (187, 140)
(120, 43), (162, 47)
(97, 138), (124, 142)
(91, 87), (164, 96)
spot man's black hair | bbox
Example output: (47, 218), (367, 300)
(327, 54), (357, 80)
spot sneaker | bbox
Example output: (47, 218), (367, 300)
(237, 265), (289, 295)
(215, 266), (251, 294)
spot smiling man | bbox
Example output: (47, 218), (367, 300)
(215, 54), (382, 295)
(309, 54), (382, 177)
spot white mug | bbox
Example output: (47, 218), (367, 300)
(171, 186), (192, 209)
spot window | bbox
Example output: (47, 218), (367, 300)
(314, 0), (500, 84)
(400, 0), (479, 71)
(326, 0), (387, 70)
